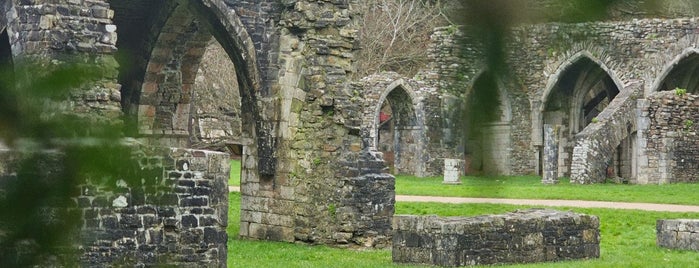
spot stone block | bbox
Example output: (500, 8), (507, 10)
(657, 219), (699, 251)
(443, 158), (463, 184)
(393, 209), (600, 266)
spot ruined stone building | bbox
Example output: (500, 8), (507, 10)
(359, 2), (699, 185)
(1, 0), (699, 266)
(1, 0), (394, 265)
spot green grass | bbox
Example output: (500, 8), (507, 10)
(396, 175), (699, 205)
(227, 192), (392, 267)
(228, 159), (241, 186)
(227, 192), (699, 267)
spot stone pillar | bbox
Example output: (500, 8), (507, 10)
(542, 124), (560, 184)
(443, 158), (463, 184)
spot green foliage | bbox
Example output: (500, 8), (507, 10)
(229, 159), (241, 186)
(327, 203), (336, 219)
(683, 119), (694, 132)
(0, 58), (139, 266)
(312, 157), (322, 166)
(675, 87), (687, 96)
(228, 192), (699, 267)
(445, 24), (459, 35)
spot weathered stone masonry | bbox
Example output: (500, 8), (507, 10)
(657, 219), (699, 251)
(1, 0), (396, 265)
(0, 145), (230, 266)
(393, 209), (600, 266)
(427, 17), (699, 183)
(78, 147), (230, 266)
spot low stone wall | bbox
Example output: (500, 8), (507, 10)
(392, 209), (600, 266)
(657, 219), (699, 251)
(0, 145), (230, 266)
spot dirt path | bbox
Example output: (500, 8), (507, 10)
(395, 195), (699, 212)
(228, 186), (699, 213)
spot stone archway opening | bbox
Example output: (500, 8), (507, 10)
(0, 28), (12, 73)
(110, 0), (264, 245)
(0, 28), (12, 149)
(0, 27), (13, 89)
(464, 71), (511, 175)
(376, 85), (419, 175)
(612, 123), (636, 182)
(657, 52), (699, 93)
(191, 39), (243, 154)
(542, 56), (620, 178)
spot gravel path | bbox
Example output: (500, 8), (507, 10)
(229, 186), (699, 213)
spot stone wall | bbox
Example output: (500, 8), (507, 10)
(80, 146), (229, 266)
(357, 72), (446, 177)
(421, 17), (699, 182)
(10, 0), (122, 126)
(0, 145), (229, 266)
(238, 0), (396, 247)
(657, 219), (699, 251)
(512, 18), (699, 181)
(392, 209), (600, 266)
(637, 91), (699, 184)
(570, 82), (642, 184)
(424, 27), (529, 176)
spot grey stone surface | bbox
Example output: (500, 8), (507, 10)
(393, 209), (600, 267)
(657, 219), (699, 251)
(426, 16), (699, 184)
(0, 145), (230, 266)
(543, 124), (560, 184)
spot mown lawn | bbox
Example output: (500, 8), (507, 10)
(396, 175), (699, 205)
(227, 192), (699, 268)
(228, 159), (241, 186)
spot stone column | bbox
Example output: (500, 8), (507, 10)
(542, 124), (560, 184)
(443, 158), (463, 184)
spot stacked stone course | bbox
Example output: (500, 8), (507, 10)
(657, 219), (699, 251)
(638, 91), (699, 183)
(0, 145), (230, 266)
(393, 209), (600, 267)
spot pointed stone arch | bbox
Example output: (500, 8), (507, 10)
(110, 0), (286, 242)
(370, 77), (424, 175)
(463, 70), (513, 175)
(371, 78), (420, 147)
(536, 51), (623, 177)
(114, 1), (260, 143)
(650, 48), (699, 93)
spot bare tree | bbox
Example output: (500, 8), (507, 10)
(190, 39), (242, 152)
(354, 0), (452, 78)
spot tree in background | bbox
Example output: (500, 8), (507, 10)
(190, 39), (242, 152)
(354, 0), (453, 78)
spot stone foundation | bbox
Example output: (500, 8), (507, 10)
(392, 209), (600, 266)
(657, 219), (699, 251)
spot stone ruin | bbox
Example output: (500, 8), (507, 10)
(380, 15), (699, 184)
(1, 0), (699, 266)
(392, 209), (600, 266)
(657, 219), (699, 251)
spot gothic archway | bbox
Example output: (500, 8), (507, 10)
(374, 84), (420, 175)
(653, 50), (699, 93)
(541, 54), (621, 177)
(464, 71), (512, 175)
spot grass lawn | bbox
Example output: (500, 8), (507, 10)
(396, 175), (699, 205)
(228, 192), (699, 267)
(228, 159), (241, 186)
